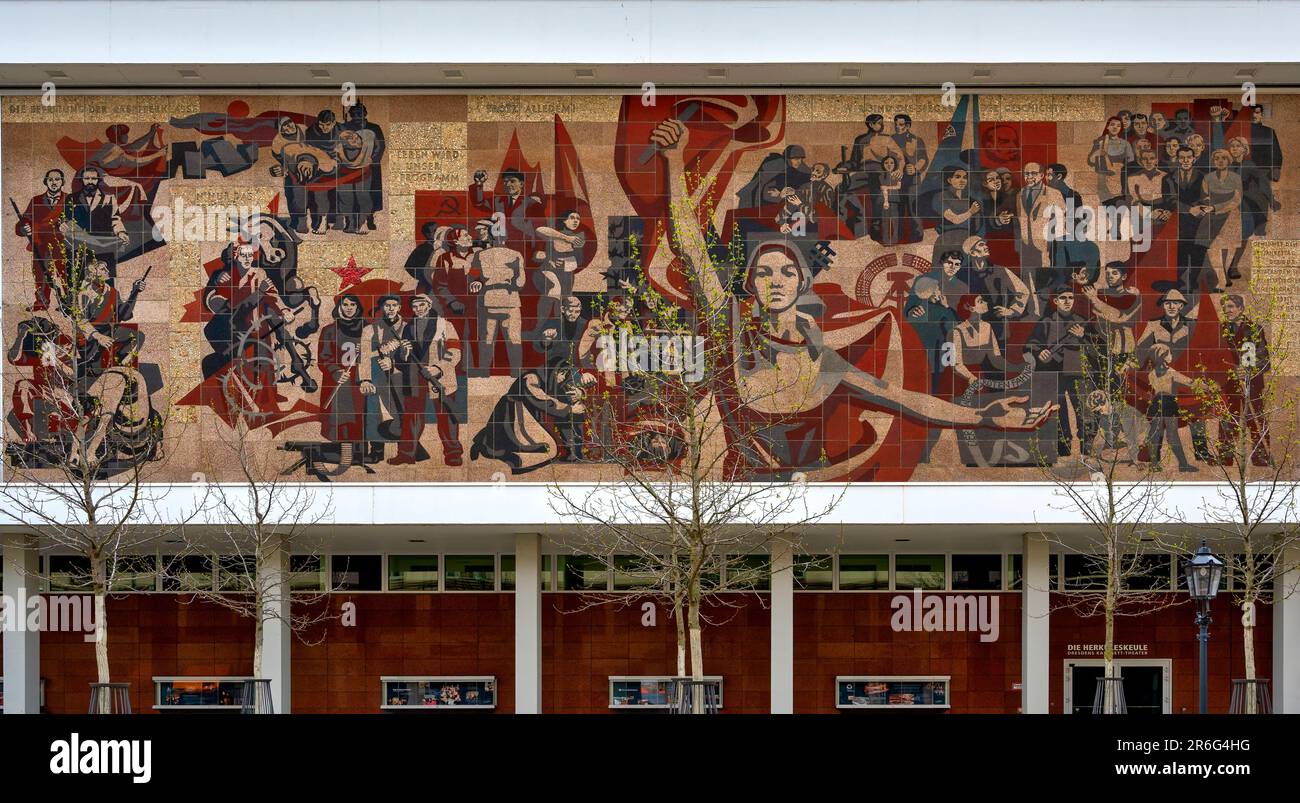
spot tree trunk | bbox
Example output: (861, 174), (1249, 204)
(92, 556), (110, 713)
(1242, 601), (1257, 714)
(253, 602), (265, 681)
(673, 599), (686, 677)
(687, 595), (704, 714)
(1103, 588), (1117, 714)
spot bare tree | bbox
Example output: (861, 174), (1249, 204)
(1185, 285), (1300, 710)
(165, 406), (335, 700)
(1031, 323), (1182, 712)
(1, 242), (187, 710)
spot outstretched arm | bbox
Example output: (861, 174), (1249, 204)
(839, 366), (1054, 430)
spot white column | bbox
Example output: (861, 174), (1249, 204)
(514, 533), (542, 714)
(262, 537), (291, 713)
(769, 541), (794, 714)
(1274, 543), (1300, 713)
(1021, 532), (1051, 714)
(3, 534), (41, 714)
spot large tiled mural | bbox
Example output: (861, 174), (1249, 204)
(2, 92), (1295, 482)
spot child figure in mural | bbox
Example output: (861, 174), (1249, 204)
(645, 117), (1056, 482)
(1144, 343), (1198, 473)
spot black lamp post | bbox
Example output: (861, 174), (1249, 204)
(1183, 541), (1225, 714)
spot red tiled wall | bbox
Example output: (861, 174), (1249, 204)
(794, 593), (1023, 713)
(542, 593), (771, 714)
(36, 593), (514, 714)
(25, 590), (1276, 714)
(1049, 595), (1274, 714)
(294, 594), (515, 713)
(39, 594), (255, 714)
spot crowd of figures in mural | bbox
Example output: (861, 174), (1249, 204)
(1, 93), (1288, 481)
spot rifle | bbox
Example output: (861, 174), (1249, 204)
(9, 196), (34, 248)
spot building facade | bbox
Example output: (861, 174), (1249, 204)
(2, 0), (1299, 715)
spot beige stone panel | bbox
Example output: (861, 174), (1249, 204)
(469, 94), (619, 123)
(1, 94), (199, 122)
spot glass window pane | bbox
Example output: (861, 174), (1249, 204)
(952, 554), (1002, 590)
(111, 555), (157, 592)
(726, 555), (770, 591)
(794, 555), (833, 590)
(217, 555), (254, 592)
(1125, 554), (1171, 591)
(557, 555), (608, 592)
(49, 556), (92, 592)
(161, 555), (214, 592)
(500, 555), (515, 591)
(1009, 554), (1060, 590)
(895, 555), (945, 591)
(542, 555), (551, 592)
(1063, 554), (1107, 591)
(613, 555), (658, 591)
(839, 554), (889, 590)
(290, 555), (324, 593)
(386, 555), (439, 591)
(444, 555), (494, 591)
(330, 554), (382, 591)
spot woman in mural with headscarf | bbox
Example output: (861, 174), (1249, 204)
(1087, 116), (1134, 203)
(318, 293), (369, 460)
(646, 118), (1055, 481)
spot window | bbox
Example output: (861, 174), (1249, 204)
(161, 555), (214, 592)
(48, 556), (91, 592)
(1007, 554), (1060, 591)
(331, 555), (382, 591)
(1125, 554), (1172, 591)
(613, 555), (657, 591)
(111, 555), (157, 592)
(1063, 555), (1108, 591)
(500, 555), (515, 591)
(542, 555), (551, 591)
(217, 555), (254, 592)
(951, 554), (1002, 591)
(290, 556), (324, 593)
(726, 554), (770, 591)
(895, 555), (945, 591)
(444, 555), (494, 591)
(556, 555), (608, 591)
(838, 554), (889, 590)
(794, 555), (833, 590)
(387, 555), (439, 591)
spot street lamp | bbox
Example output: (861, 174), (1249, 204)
(1183, 541), (1225, 714)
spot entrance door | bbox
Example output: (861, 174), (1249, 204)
(1064, 660), (1171, 714)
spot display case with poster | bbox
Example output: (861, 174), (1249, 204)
(380, 677), (496, 710)
(835, 676), (950, 709)
(608, 676), (724, 710)
(153, 677), (250, 710)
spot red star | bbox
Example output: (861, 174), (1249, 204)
(330, 255), (373, 289)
